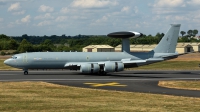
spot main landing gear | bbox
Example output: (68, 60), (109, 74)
(99, 69), (107, 75)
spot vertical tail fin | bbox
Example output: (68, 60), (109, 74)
(153, 24), (181, 53)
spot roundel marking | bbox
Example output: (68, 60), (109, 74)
(86, 56), (89, 61)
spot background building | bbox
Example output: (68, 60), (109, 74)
(115, 44), (157, 52)
(115, 43), (200, 54)
(83, 45), (114, 52)
(176, 43), (193, 53)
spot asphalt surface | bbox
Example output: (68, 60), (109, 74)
(0, 70), (200, 98)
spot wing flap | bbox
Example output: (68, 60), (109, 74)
(146, 58), (164, 62)
(122, 60), (146, 64)
(64, 62), (106, 67)
(64, 62), (81, 67)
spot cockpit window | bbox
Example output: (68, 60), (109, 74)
(11, 56), (17, 59)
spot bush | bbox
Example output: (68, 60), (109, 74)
(6, 52), (10, 55)
(13, 50), (19, 54)
(1, 51), (6, 55)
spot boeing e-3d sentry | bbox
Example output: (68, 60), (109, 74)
(4, 24), (181, 75)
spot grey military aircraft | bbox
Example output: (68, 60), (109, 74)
(4, 24), (181, 75)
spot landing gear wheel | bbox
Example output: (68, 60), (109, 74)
(99, 71), (107, 75)
(103, 72), (107, 75)
(24, 71), (28, 75)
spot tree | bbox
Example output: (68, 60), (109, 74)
(39, 39), (55, 51)
(180, 31), (186, 37)
(0, 41), (6, 50)
(22, 34), (28, 39)
(17, 39), (34, 52)
(42, 39), (53, 46)
(8, 39), (19, 50)
(193, 29), (198, 36)
(61, 34), (66, 38)
(0, 34), (9, 40)
(1, 51), (6, 55)
(180, 36), (190, 42)
(187, 30), (193, 36)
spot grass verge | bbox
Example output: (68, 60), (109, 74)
(133, 61), (200, 70)
(159, 81), (200, 91)
(0, 82), (200, 112)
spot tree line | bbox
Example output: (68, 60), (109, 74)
(179, 29), (199, 42)
(180, 29), (198, 37)
(0, 30), (199, 55)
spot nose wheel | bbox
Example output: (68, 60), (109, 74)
(24, 71), (28, 75)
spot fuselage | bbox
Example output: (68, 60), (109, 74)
(4, 52), (150, 70)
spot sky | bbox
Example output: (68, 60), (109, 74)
(0, 0), (200, 36)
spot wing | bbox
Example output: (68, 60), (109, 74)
(64, 58), (164, 68)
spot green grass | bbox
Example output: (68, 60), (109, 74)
(159, 81), (200, 91)
(0, 82), (200, 112)
(133, 61), (200, 70)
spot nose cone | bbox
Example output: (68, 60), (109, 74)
(4, 60), (9, 65)
(4, 59), (11, 66)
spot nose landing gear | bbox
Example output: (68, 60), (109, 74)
(23, 69), (28, 75)
(24, 71), (28, 75)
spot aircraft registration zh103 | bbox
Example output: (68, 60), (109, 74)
(4, 24), (181, 75)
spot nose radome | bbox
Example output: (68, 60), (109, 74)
(4, 60), (9, 65)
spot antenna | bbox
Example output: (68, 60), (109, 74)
(107, 31), (143, 53)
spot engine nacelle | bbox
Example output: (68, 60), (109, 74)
(104, 62), (124, 72)
(80, 63), (100, 74)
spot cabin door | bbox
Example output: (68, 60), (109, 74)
(23, 53), (28, 63)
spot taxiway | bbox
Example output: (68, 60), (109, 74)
(0, 70), (200, 97)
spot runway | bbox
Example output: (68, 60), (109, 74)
(0, 70), (200, 98)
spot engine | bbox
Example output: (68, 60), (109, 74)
(80, 63), (100, 74)
(104, 62), (124, 72)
